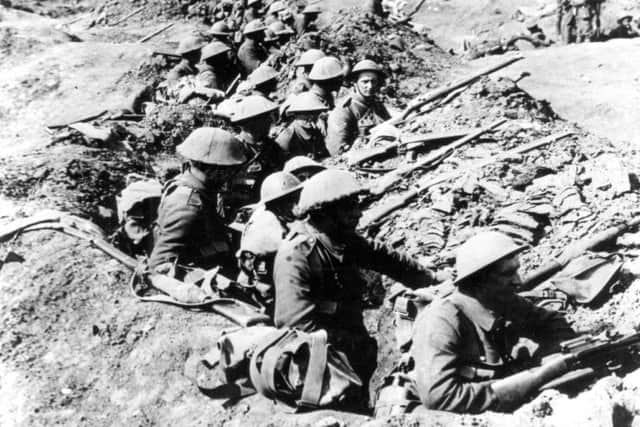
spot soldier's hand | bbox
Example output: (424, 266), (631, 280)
(434, 267), (454, 283)
(154, 262), (173, 276)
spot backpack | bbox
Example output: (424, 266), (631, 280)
(189, 325), (363, 410)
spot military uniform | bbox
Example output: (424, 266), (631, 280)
(273, 220), (437, 383)
(326, 90), (390, 155)
(288, 76), (311, 95)
(411, 290), (576, 414)
(307, 86), (334, 136)
(237, 39), (268, 76)
(166, 59), (198, 83)
(275, 120), (329, 160)
(196, 63), (224, 89)
(222, 133), (287, 216)
(148, 171), (231, 273)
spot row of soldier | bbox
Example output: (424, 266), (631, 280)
(116, 0), (589, 415)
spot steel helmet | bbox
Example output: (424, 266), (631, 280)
(269, 21), (295, 36)
(287, 91), (329, 114)
(247, 0), (262, 6)
(267, 0), (286, 15)
(351, 59), (385, 77)
(201, 41), (231, 60)
(177, 127), (247, 165)
(283, 156), (326, 175)
(297, 169), (363, 214)
(453, 231), (525, 285)
(240, 209), (285, 256)
(229, 95), (279, 123)
(260, 171), (302, 204)
(308, 56), (344, 81)
(243, 19), (266, 35)
(176, 35), (208, 56)
(247, 65), (279, 87)
(618, 14), (633, 23)
(208, 21), (233, 36)
(263, 28), (279, 42)
(296, 49), (325, 67)
(117, 180), (162, 221)
(302, 3), (322, 14)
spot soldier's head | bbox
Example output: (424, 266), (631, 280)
(308, 56), (345, 93)
(247, 65), (279, 97)
(200, 41), (231, 67)
(267, 0), (286, 17)
(176, 127), (247, 186)
(283, 156), (326, 181)
(286, 91), (329, 124)
(618, 15), (633, 28)
(230, 95), (279, 139)
(453, 231), (525, 302)
(296, 169), (364, 233)
(302, 3), (322, 22)
(260, 171), (302, 222)
(244, 19), (266, 41)
(176, 35), (208, 64)
(296, 49), (325, 79)
(351, 59), (385, 99)
(208, 21), (233, 43)
(269, 21), (295, 45)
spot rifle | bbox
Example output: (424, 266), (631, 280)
(369, 119), (507, 196)
(361, 131), (574, 228)
(522, 216), (640, 290)
(225, 73), (242, 97)
(347, 130), (469, 167)
(152, 50), (181, 60)
(540, 331), (640, 390)
(394, 55), (523, 122)
(0, 212), (270, 327)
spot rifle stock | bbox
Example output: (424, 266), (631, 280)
(361, 131), (574, 228)
(369, 119), (506, 196)
(397, 55), (524, 121)
(522, 216), (640, 289)
(348, 130), (469, 166)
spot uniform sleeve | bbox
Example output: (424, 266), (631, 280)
(274, 127), (295, 155)
(273, 240), (320, 332)
(326, 106), (357, 156)
(350, 235), (437, 288)
(148, 190), (200, 269)
(508, 295), (577, 352)
(196, 70), (219, 89)
(412, 307), (498, 414)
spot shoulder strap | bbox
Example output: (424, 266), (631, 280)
(249, 329), (293, 398)
(298, 330), (328, 408)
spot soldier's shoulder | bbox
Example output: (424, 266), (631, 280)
(416, 297), (463, 329)
(280, 223), (317, 256)
(164, 182), (204, 208)
(338, 95), (354, 108)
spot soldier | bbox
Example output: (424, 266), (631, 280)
(275, 91), (330, 160)
(148, 128), (247, 278)
(295, 3), (322, 35)
(166, 35), (208, 83)
(244, 0), (263, 23)
(306, 56), (345, 135)
(283, 155), (326, 181)
(225, 95), (287, 214)
(265, 0), (286, 25)
(196, 41), (233, 91)
(326, 59), (391, 155)
(207, 21), (234, 46)
(608, 15), (639, 39)
(273, 170), (451, 400)
(411, 231), (577, 414)
(268, 20), (296, 46)
(246, 64), (279, 99)
(237, 19), (268, 77)
(288, 48), (325, 95)
(236, 171), (302, 311)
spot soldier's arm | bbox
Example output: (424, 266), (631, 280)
(509, 294), (577, 352)
(148, 190), (200, 270)
(273, 239), (321, 332)
(351, 235), (439, 288)
(326, 106), (356, 156)
(413, 306), (498, 414)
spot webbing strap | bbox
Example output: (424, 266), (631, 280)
(298, 330), (328, 408)
(249, 330), (291, 399)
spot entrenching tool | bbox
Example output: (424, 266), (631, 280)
(369, 119), (507, 196)
(360, 131), (574, 228)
